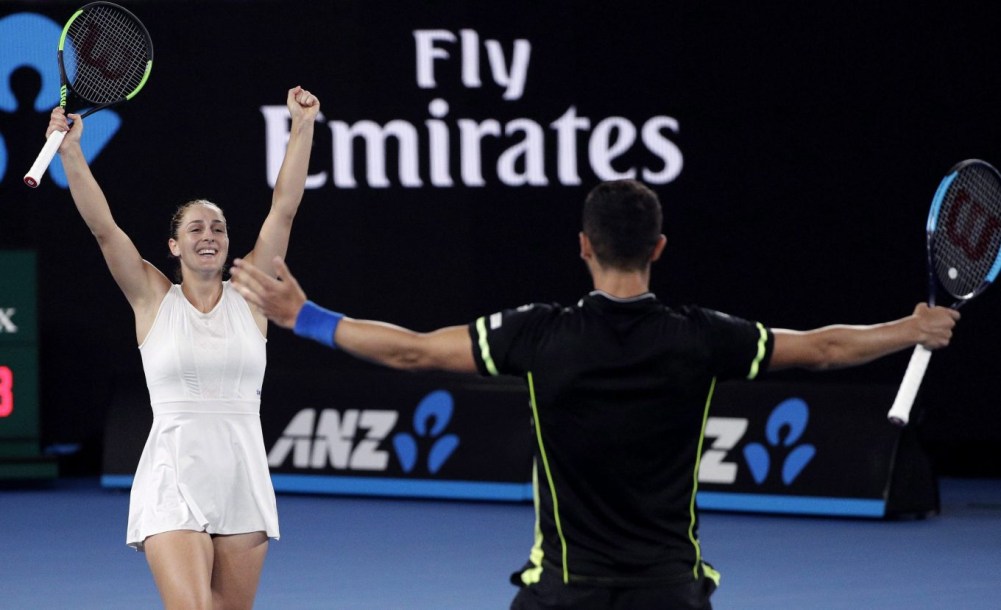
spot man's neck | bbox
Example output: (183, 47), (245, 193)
(590, 268), (652, 299)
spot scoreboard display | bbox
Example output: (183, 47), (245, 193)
(0, 250), (56, 479)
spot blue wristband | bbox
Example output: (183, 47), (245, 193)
(293, 301), (343, 349)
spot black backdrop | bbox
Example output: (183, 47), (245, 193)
(1, 1), (1000, 476)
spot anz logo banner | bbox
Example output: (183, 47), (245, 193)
(700, 397), (816, 487)
(100, 366), (908, 512)
(259, 380), (902, 513)
(697, 382), (903, 518)
(267, 390), (460, 475)
(261, 375), (535, 502)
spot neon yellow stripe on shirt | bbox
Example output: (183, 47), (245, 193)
(519, 465), (545, 585)
(689, 376), (718, 579)
(528, 371), (570, 583)
(747, 322), (768, 380)
(475, 317), (499, 376)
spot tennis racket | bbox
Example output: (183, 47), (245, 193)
(887, 159), (1001, 426)
(23, 1), (153, 188)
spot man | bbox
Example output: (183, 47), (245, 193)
(230, 179), (958, 609)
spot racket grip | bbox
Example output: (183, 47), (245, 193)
(887, 345), (932, 426)
(23, 130), (67, 188)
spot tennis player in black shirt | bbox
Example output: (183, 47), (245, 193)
(231, 179), (958, 609)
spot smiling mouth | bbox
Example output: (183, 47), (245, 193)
(197, 248), (218, 256)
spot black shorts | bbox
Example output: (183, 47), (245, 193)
(509, 562), (718, 610)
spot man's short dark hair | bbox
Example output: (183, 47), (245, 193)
(582, 180), (663, 271)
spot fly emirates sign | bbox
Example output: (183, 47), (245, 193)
(262, 29), (684, 189)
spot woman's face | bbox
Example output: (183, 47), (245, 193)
(169, 203), (230, 278)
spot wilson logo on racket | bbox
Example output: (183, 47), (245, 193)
(76, 22), (132, 79)
(944, 189), (1001, 261)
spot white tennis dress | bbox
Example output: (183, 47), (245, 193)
(127, 281), (279, 550)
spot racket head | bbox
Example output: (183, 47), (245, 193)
(57, 1), (153, 116)
(925, 159), (1001, 305)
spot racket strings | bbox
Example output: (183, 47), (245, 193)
(932, 164), (1001, 299)
(64, 5), (151, 104)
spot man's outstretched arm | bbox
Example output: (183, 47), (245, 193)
(768, 304), (960, 371)
(230, 257), (477, 373)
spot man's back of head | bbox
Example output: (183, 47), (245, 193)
(583, 180), (663, 271)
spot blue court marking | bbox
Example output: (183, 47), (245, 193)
(102, 473), (535, 502)
(271, 474), (534, 501)
(697, 491), (886, 517)
(103, 474), (883, 514)
(100, 474), (134, 488)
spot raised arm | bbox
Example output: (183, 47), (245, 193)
(243, 86), (319, 277)
(230, 256), (478, 373)
(50, 109), (169, 336)
(768, 303), (960, 371)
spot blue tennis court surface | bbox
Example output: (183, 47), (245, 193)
(1, 477), (998, 608)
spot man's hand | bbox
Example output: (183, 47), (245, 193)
(913, 302), (961, 350)
(231, 256), (308, 329)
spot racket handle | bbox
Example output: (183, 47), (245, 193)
(887, 345), (932, 426)
(23, 130), (67, 188)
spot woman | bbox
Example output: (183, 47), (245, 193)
(48, 86), (319, 609)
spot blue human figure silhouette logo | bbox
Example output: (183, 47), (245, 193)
(393, 390), (460, 474)
(743, 397), (816, 485)
(0, 12), (120, 187)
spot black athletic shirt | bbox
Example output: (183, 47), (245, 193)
(468, 291), (774, 586)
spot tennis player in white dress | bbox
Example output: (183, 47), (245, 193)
(47, 86), (319, 609)
(128, 281), (278, 549)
